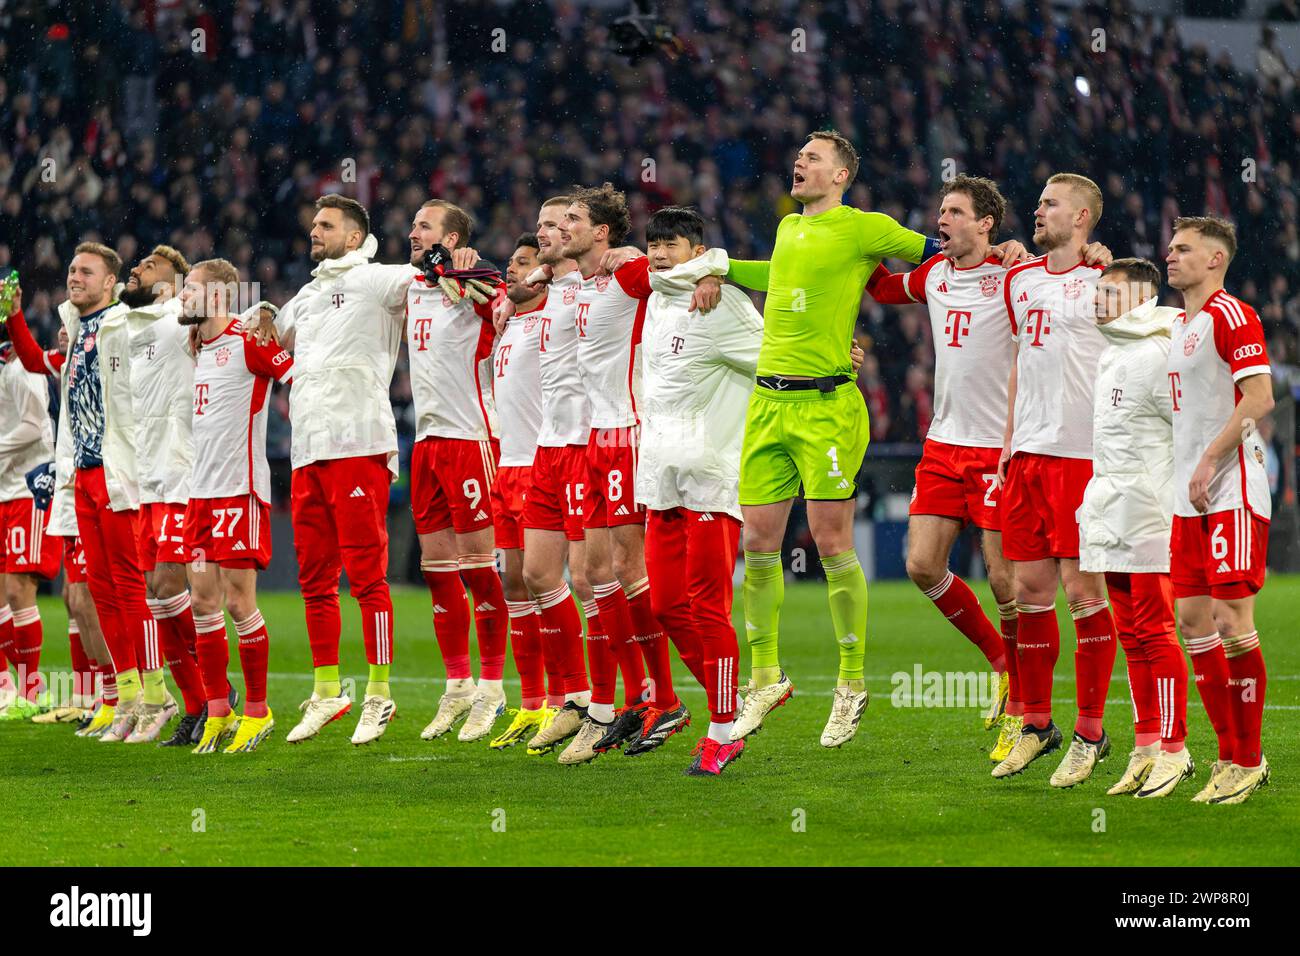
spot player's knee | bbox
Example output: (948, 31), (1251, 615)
(1212, 604), (1247, 639)
(811, 528), (853, 560)
(905, 554), (944, 591)
(521, 562), (553, 597)
(502, 574), (530, 603)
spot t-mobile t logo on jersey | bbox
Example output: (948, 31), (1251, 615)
(146, 344), (157, 361)
(1111, 387), (1123, 406)
(411, 317), (433, 351)
(495, 343), (512, 377)
(331, 292), (345, 308)
(944, 310), (971, 348)
(109, 356), (121, 372)
(1025, 308), (1051, 346)
(539, 316), (551, 352)
(670, 335), (685, 354)
(576, 302), (590, 337)
(193, 382), (210, 416)
(1169, 371), (1182, 411)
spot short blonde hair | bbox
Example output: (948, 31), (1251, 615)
(191, 257), (239, 287)
(73, 241), (122, 277)
(1173, 216), (1237, 262)
(1047, 173), (1103, 232)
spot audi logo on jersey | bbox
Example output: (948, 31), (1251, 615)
(1233, 343), (1264, 361)
(194, 382), (211, 415)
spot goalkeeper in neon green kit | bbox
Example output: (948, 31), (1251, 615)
(693, 130), (939, 748)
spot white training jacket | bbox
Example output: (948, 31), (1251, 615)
(1078, 297), (1181, 574)
(127, 297), (194, 504)
(0, 355), (55, 502)
(275, 235), (417, 477)
(636, 249), (762, 520)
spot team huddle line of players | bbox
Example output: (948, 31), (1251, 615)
(0, 129), (1274, 796)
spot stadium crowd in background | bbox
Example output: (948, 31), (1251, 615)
(2, 0), (1299, 493)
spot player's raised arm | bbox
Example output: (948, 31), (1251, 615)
(855, 210), (935, 265)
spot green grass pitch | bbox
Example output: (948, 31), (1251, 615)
(2, 577), (1297, 867)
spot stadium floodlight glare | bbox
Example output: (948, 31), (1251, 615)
(1075, 75), (1091, 97)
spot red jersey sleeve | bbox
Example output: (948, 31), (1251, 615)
(5, 310), (64, 375)
(1210, 294), (1270, 382)
(865, 265), (910, 304)
(243, 335), (294, 384)
(612, 256), (651, 301)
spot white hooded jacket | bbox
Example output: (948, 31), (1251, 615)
(1078, 296), (1181, 573)
(127, 296), (194, 503)
(636, 249), (762, 520)
(275, 235), (417, 476)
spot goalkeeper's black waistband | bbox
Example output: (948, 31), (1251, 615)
(755, 374), (852, 393)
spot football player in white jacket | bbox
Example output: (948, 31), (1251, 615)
(1078, 259), (1191, 798)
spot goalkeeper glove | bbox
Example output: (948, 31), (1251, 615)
(422, 244), (502, 306)
(25, 462), (56, 511)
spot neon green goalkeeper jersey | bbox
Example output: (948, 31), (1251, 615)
(728, 205), (927, 377)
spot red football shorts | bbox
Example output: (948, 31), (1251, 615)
(583, 426), (645, 530)
(1170, 509), (1268, 600)
(909, 440), (1003, 531)
(491, 465), (531, 551)
(135, 501), (190, 571)
(62, 535), (87, 584)
(184, 493), (272, 570)
(1001, 452), (1092, 562)
(410, 436), (498, 536)
(0, 497), (61, 579)
(523, 444), (586, 542)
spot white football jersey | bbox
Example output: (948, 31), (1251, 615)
(493, 299), (545, 467)
(637, 249), (762, 520)
(1004, 256), (1106, 459)
(1167, 289), (1271, 519)
(536, 270), (590, 447)
(897, 253), (1013, 448)
(190, 321), (293, 501)
(406, 276), (499, 443)
(275, 253), (416, 474)
(0, 356), (55, 501)
(575, 257), (650, 430)
(126, 298), (194, 504)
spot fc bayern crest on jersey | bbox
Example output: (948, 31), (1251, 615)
(1184, 331), (1199, 356)
(524, 314), (540, 332)
(594, 275), (611, 292)
(979, 275), (1000, 298)
(215, 346), (232, 367)
(1062, 278), (1086, 299)
(563, 286), (577, 305)
(83, 333), (96, 352)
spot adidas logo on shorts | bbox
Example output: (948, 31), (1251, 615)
(614, 504), (630, 516)
(233, 541), (247, 551)
(837, 479), (852, 490)
(350, 487), (365, 498)
(1217, 560), (1232, 574)
(698, 513), (714, 521)
(474, 509), (488, 520)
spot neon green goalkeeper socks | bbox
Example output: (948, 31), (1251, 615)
(314, 665), (341, 699)
(823, 550), (868, 682)
(366, 664), (391, 700)
(743, 551), (784, 683)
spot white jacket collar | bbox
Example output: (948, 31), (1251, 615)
(125, 296), (182, 320)
(311, 234), (379, 279)
(1097, 296), (1178, 343)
